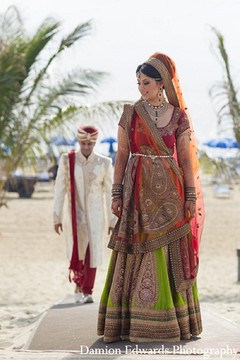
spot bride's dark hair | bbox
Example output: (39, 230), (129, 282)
(136, 63), (162, 81)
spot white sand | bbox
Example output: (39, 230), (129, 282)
(0, 182), (240, 354)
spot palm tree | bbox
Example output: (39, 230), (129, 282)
(0, 7), (123, 205)
(209, 27), (240, 143)
(202, 28), (240, 186)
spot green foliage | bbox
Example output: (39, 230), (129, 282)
(0, 6), (123, 203)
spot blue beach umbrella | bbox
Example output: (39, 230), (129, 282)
(100, 137), (117, 154)
(204, 137), (239, 149)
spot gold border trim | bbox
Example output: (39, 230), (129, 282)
(108, 222), (190, 254)
(145, 57), (179, 107)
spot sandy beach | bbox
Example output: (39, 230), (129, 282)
(0, 180), (240, 356)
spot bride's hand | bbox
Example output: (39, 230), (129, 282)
(185, 200), (196, 220)
(112, 198), (123, 218)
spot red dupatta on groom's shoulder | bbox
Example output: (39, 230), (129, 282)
(68, 151), (79, 273)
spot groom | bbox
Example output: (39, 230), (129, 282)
(53, 126), (115, 304)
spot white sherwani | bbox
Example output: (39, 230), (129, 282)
(53, 150), (115, 268)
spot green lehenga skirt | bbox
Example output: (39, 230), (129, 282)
(97, 246), (202, 343)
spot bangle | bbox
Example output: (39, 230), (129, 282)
(112, 184), (123, 199)
(185, 187), (196, 201)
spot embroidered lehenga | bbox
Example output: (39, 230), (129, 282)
(98, 101), (203, 343)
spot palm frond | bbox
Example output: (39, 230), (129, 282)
(24, 18), (61, 71)
(45, 100), (126, 139)
(22, 20), (93, 106)
(210, 27), (240, 141)
(60, 20), (93, 49)
(28, 68), (107, 126)
(0, 6), (23, 43)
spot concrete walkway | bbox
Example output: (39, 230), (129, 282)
(14, 296), (240, 359)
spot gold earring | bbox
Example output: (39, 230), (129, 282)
(158, 86), (163, 101)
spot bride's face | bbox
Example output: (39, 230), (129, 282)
(137, 72), (161, 102)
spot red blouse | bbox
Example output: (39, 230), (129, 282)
(119, 106), (190, 150)
(158, 107), (190, 149)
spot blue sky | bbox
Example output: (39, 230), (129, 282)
(1, 0), (239, 141)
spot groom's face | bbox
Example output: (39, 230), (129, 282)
(79, 140), (95, 158)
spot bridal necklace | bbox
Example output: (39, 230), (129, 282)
(143, 99), (168, 124)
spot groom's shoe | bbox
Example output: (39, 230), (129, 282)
(74, 292), (83, 303)
(80, 294), (94, 304)
(74, 285), (83, 303)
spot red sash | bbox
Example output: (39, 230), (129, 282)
(68, 151), (79, 272)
